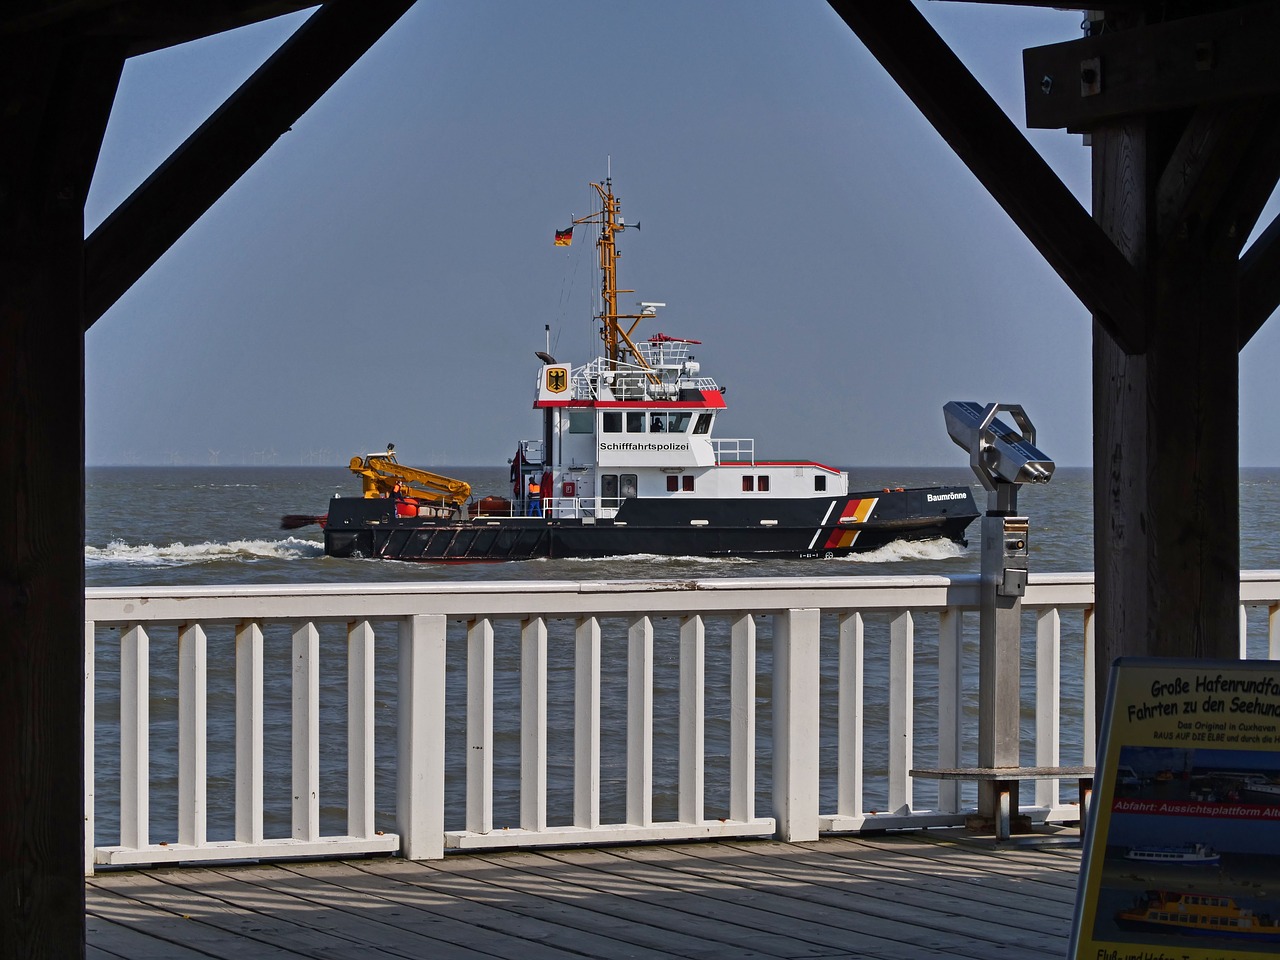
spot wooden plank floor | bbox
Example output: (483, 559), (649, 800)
(87, 832), (1083, 960)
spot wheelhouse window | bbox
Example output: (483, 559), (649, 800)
(650, 411), (692, 433)
(568, 411), (593, 434)
(626, 411), (646, 433)
(815, 475), (826, 491)
(693, 413), (713, 435)
(602, 412), (623, 433)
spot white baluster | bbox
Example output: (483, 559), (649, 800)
(729, 613), (756, 823)
(348, 619), (375, 838)
(397, 614), (446, 860)
(837, 610), (864, 817)
(888, 610), (913, 817)
(1035, 608), (1061, 810)
(521, 616), (548, 833)
(292, 621), (319, 842)
(178, 622), (207, 848)
(772, 608), (820, 841)
(120, 624), (148, 851)
(679, 615), (705, 825)
(575, 616), (601, 829)
(467, 617), (494, 835)
(235, 620), (264, 845)
(627, 615), (653, 827)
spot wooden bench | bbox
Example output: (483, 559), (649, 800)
(909, 766), (1094, 840)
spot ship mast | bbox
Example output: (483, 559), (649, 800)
(572, 178), (652, 369)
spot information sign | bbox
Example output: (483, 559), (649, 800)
(1070, 658), (1280, 960)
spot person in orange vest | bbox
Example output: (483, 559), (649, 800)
(527, 475), (542, 516)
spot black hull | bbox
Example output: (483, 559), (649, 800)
(322, 486), (978, 562)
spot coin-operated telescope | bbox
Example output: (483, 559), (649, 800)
(944, 400), (1054, 499)
(944, 401), (1054, 599)
(943, 402), (1056, 803)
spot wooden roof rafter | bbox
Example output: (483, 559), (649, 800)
(83, 0), (414, 328)
(1023, 2), (1280, 133)
(1241, 214), (1280, 347)
(1226, 101), (1280, 345)
(1020, 1), (1280, 346)
(825, 0), (1146, 354)
(1, 1), (320, 56)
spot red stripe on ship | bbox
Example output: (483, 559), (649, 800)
(824, 498), (873, 550)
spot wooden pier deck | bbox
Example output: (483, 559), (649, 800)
(86, 832), (1083, 959)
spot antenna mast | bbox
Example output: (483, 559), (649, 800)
(571, 176), (652, 368)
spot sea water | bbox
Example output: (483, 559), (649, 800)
(85, 466), (1280, 844)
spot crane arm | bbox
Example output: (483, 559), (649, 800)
(349, 454), (472, 506)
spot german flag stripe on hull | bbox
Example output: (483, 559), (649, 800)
(822, 497), (879, 550)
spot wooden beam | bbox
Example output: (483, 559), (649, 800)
(1208, 101), (1280, 259)
(1025, 2), (1280, 131)
(2, 2), (318, 56)
(1, 33), (124, 960)
(83, 0), (414, 327)
(931, 1), (1136, 7)
(1154, 98), (1280, 346)
(1155, 101), (1272, 254)
(1240, 212), (1280, 347)
(826, 0), (1145, 353)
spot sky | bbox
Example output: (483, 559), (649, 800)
(84, 1), (1280, 468)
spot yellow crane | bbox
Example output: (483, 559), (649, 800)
(349, 446), (471, 506)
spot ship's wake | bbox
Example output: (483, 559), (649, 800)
(85, 537), (325, 566)
(553, 539), (967, 566)
(835, 538), (968, 563)
(556, 554), (757, 566)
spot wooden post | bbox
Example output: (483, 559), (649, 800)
(0, 200), (88, 960)
(0, 36), (123, 958)
(1092, 115), (1157, 684)
(1092, 62), (1243, 715)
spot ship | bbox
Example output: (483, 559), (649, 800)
(283, 176), (979, 562)
(1116, 890), (1280, 942)
(1124, 842), (1221, 865)
(1240, 777), (1280, 805)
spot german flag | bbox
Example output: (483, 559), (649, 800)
(554, 227), (573, 246)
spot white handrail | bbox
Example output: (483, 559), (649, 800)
(712, 437), (755, 464)
(84, 571), (1280, 874)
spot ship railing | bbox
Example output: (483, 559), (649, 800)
(713, 437), (756, 464)
(83, 571), (1280, 874)
(518, 439), (544, 464)
(635, 340), (694, 366)
(572, 357), (651, 400)
(542, 496), (599, 519)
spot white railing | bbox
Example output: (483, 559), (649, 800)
(712, 437), (756, 464)
(84, 571), (1280, 874)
